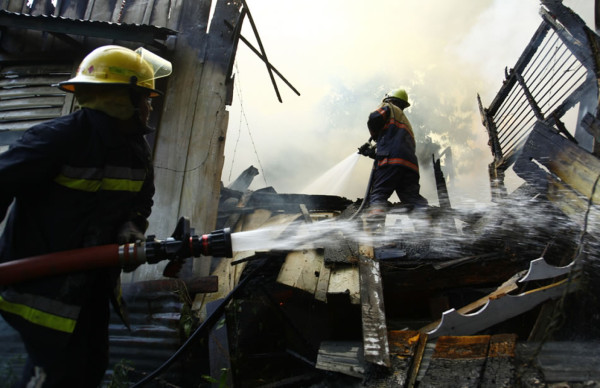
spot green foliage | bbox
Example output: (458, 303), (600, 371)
(107, 359), (134, 388)
(174, 286), (195, 339)
(201, 368), (229, 388)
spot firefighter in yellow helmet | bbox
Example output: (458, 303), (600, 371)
(0, 45), (171, 387)
(364, 88), (428, 228)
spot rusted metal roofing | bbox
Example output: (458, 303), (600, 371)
(0, 10), (177, 50)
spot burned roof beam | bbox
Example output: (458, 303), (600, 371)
(240, 0), (282, 102)
(224, 19), (301, 98)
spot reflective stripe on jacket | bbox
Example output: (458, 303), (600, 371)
(0, 289), (77, 333)
(367, 102), (419, 174)
(54, 165), (147, 192)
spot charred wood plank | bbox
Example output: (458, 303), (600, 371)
(419, 335), (490, 387)
(358, 244), (390, 367)
(299, 203), (312, 223)
(314, 258), (331, 302)
(513, 121), (600, 235)
(481, 334), (517, 388)
(323, 232), (359, 265)
(408, 332), (429, 388)
(433, 156), (452, 210)
(316, 341), (366, 378)
(517, 341), (600, 383)
(548, 179), (600, 234)
(326, 264), (360, 305)
(277, 249), (322, 294)
(248, 192), (352, 213)
(581, 112), (600, 140)
(368, 330), (421, 387)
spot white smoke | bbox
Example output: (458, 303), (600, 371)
(223, 0), (593, 209)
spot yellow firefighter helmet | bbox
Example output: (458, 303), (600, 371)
(58, 45), (172, 97)
(384, 88), (410, 107)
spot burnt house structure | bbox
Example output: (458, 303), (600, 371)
(203, 1), (600, 386)
(0, 0), (599, 387)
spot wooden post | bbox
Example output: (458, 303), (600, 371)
(145, 0), (242, 280)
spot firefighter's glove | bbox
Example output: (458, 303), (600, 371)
(117, 221), (146, 272)
(117, 221), (146, 245)
(357, 142), (376, 159)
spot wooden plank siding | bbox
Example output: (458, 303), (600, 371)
(146, 0), (241, 280)
(0, 62), (73, 142)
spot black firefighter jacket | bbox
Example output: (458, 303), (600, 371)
(0, 108), (154, 347)
(367, 101), (420, 175)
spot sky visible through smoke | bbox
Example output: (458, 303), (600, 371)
(222, 0), (594, 209)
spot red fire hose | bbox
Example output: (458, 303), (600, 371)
(0, 243), (142, 286)
(0, 225), (232, 286)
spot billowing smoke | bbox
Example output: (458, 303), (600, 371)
(223, 0), (593, 209)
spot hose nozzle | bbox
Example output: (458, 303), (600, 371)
(357, 139), (376, 159)
(144, 228), (233, 264)
(199, 228), (233, 258)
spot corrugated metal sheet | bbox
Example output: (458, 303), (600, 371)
(0, 279), (189, 386)
(0, 280), (190, 386)
(0, 10), (177, 49)
(104, 280), (188, 385)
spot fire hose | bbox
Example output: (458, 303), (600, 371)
(0, 217), (232, 286)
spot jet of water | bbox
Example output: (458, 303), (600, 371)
(301, 153), (361, 196)
(230, 215), (439, 254)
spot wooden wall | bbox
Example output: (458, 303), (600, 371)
(0, 0), (243, 281)
(145, 0), (241, 279)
